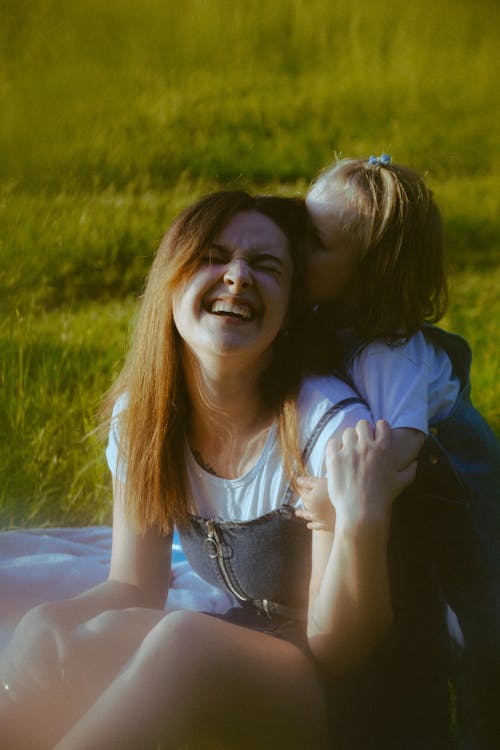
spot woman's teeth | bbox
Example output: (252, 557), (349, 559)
(210, 301), (254, 320)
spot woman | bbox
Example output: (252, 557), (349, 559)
(1, 191), (414, 749)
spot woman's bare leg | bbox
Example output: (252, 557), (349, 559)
(54, 610), (329, 750)
(0, 605), (168, 750)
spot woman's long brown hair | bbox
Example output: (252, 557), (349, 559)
(102, 191), (311, 534)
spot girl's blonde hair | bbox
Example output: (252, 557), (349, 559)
(309, 157), (448, 345)
(102, 191), (310, 534)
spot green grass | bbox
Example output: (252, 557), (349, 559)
(1, 0), (499, 527)
(2, 0), (499, 189)
(0, 301), (128, 527)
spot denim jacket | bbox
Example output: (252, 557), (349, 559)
(417, 325), (500, 748)
(330, 326), (500, 749)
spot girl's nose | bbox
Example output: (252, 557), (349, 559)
(223, 259), (253, 291)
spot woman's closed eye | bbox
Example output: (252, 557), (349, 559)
(251, 254), (284, 276)
(202, 247), (283, 276)
(202, 246), (229, 265)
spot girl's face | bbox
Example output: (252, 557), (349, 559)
(172, 210), (293, 367)
(306, 195), (359, 303)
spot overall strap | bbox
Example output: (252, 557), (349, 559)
(282, 396), (366, 506)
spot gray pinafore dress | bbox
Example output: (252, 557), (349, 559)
(177, 397), (364, 652)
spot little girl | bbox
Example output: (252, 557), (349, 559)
(299, 155), (500, 749)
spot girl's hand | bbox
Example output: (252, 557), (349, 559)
(327, 420), (417, 532)
(295, 477), (335, 531)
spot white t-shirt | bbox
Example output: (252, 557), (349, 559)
(106, 376), (372, 522)
(346, 332), (460, 435)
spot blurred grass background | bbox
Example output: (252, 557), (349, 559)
(1, 0), (499, 528)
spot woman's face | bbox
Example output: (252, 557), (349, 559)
(173, 210), (293, 367)
(306, 194), (359, 304)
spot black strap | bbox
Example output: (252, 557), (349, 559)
(282, 396), (367, 505)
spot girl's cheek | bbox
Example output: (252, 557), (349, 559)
(307, 254), (339, 302)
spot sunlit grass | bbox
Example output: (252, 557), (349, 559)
(1, 0), (499, 188)
(1, 0), (499, 527)
(0, 177), (217, 313)
(0, 301), (133, 527)
(2, 213), (497, 529)
(443, 265), (500, 435)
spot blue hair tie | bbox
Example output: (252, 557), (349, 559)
(368, 154), (392, 166)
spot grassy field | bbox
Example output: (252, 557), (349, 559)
(1, 0), (499, 528)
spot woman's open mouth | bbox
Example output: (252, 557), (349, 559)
(206, 299), (256, 322)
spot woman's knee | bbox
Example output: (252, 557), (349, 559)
(131, 610), (225, 694)
(9, 602), (67, 655)
(0, 602), (72, 699)
(115, 611), (221, 733)
(137, 610), (212, 663)
(125, 611), (328, 748)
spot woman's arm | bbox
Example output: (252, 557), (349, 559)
(0, 479), (172, 749)
(1, 479), (171, 688)
(93, 476), (171, 609)
(36, 478), (171, 630)
(306, 420), (416, 673)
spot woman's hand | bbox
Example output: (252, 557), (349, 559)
(327, 419), (417, 532)
(306, 420), (416, 671)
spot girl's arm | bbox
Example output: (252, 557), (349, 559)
(348, 334), (452, 469)
(391, 427), (425, 469)
(306, 420), (416, 674)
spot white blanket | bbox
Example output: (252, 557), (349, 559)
(0, 527), (234, 653)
